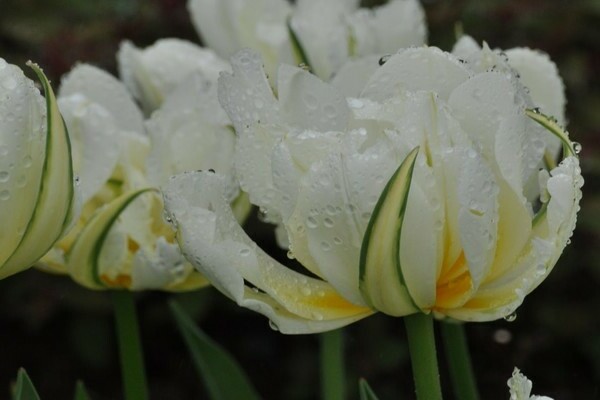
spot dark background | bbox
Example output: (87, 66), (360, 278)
(1, 0), (599, 398)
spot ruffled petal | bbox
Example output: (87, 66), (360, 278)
(163, 171), (373, 333)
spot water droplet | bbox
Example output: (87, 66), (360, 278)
(378, 55), (391, 66)
(22, 155), (32, 168)
(0, 190), (10, 201)
(323, 217), (334, 228)
(301, 287), (312, 296)
(311, 311), (324, 320)
(333, 236), (343, 245)
(239, 248), (251, 257)
(0, 171), (9, 182)
(268, 320), (279, 331)
(503, 312), (517, 322)
(531, 107), (541, 114)
(306, 216), (318, 229)
(286, 250), (295, 260)
(320, 241), (331, 251)
(573, 142), (582, 154)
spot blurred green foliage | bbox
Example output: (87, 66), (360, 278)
(0, 0), (599, 399)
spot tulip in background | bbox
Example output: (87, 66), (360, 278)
(188, 0), (427, 80)
(40, 39), (250, 292)
(0, 58), (77, 280)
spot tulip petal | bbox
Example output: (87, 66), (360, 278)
(330, 55), (381, 98)
(347, 0), (426, 56)
(118, 39), (229, 112)
(359, 147), (420, 316)
(59, 64), (144, 135)
(67, 188), (155, 289)
(0, 63), (75, 278)
(362, 47), (470, 102)
(163, 171), (373, 334)
(277, 64), (350, 132)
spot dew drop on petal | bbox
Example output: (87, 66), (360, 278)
(0, 171), (9, 182)
(0, 190), (10, 201)
(378, 55), (391, 66)
(268, 320), (280, 331)
(573, 142), (582, 154)
(503, 312), (517, 322)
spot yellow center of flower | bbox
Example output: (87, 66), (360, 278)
(434, 251), (473, 310)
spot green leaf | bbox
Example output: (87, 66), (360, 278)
(359, 147), (420, 316)
(13, 369), (40, 400)
(525, 108), (578, 159)
(169, 300), (260, 400)
(286, 17), (313, 71)
(358, 379), (380, 400)
(74, 381), (91, 400)
(0, 61), (75, 278)
(67, 188), (155, 289)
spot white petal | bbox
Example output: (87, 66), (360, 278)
(163, 171), (373, 333)
(277, 64), (350, 132)
(330, 55), (380, 97)
(145, 72), (235, 186)
(347, 0), (426, 56)
(451, 35), (481, 60)
(58, 94), (122, 203)
(361, 47), (471, 101)
(59, 64), (144, 135)
(118, 38), (230, 112)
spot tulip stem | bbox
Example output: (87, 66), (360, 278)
(320, 329), (346, 400)
(441, 322), (480, 400)
(112, 291), (149, 400)
(404, 313), (443, 400)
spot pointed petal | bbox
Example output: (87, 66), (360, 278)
(359, 147), (420, 316)
(163, 171), (373, 333)
(59, 63), (144, 135)
(0, 62), (76, 278)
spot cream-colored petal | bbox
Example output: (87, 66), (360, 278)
(145, 72), (235, 187)
(277, 64), (350, 132)
(117, 38), (229, 112)
(330, 55), (380, 97)
(59, 64), (144, 135)
(0, 62), (75, 278)
(347, 0), (426, 56)
(163, 171), (373, 333)
(362, 47), (471, 102)
(58, 94), (122, 203)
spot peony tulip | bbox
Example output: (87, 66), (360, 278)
(41, 55), (247, 291)
(187, 0), (427, 80)
(163, 45), (582, 333)
(0, 59), (77, 279)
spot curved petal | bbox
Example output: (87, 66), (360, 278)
(347, 0), (426, 56)
(145, 72), (235, 186)
(117, 38), (229, 112)
(163, 171), (373, 334)
(59, 64), (144, 135)
(0, 62), (76, 278)
(361, 47), (471, 102)
(330, 55), (380, 97)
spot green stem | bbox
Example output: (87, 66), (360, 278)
(404, 313), (443, 400)
(320, 329), (346, 400)
(441, 322), (479, 400)
(111, 291), (149, 400)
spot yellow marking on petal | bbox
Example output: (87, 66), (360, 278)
(127, 237), (140, 253)
(437, 251), (466, 286)
(303, 291), (372, 314)
(434, 271), (473, 310)
(100, 273), (132, 289)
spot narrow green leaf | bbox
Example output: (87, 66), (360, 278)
(67, 188), (155, 289)
(74, 381), (91, 400)
(525, 108), (577, 159)
(13, 369), (40, 400)
(169, 300), (260, 400)
(359, 147), (420, 316)
(358, 379), (380, 400)
(286, 17), (313, 71)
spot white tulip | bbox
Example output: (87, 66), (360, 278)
(508, 368), (553, 400)
(164, 46), (582, 333)
(0, 59), (77, 279)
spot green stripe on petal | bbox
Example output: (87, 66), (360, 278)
(287, 17), (313, 72)
(67, 188), (155, 290)
(526, 108), (577, 159)
(0, 63), (75, 279)
(359, 147), (420, 316)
